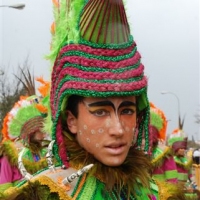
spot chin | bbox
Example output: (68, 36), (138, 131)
(102, 157), (125, 167)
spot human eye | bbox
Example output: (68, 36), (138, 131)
(120, 108), (135, 115)
(89, 109), (109, 117)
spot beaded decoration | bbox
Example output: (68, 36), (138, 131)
(49, 0), (150, 167)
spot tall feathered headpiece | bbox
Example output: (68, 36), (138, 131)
(49, 0), (150, 167)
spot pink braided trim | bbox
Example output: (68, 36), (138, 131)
(59, 63), (144, 80)
(50, 51), (142, 104)
(54, 77), (147, 115)
(60, 77), (147, 93)
(55, 51), (141, 73)
(56, 117), (69, 168)
(51, 76), (147, 117)
(60, 43), (136, 57)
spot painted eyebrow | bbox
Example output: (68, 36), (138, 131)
(118, 101), (136, 109)
(87, 101), (115, 110)
(87, 100), (136, 110)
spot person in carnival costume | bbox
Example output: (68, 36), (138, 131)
(168, 126), (198, 199)
(0, 69), (39, 193)
(192, 149), (200, 197)
(1, 0), (185, 199)
(4, 73), (51, 175)
(0, 123), (23, 192)
(149, 102), (178, 183)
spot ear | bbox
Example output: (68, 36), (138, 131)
(66, 111), (78, 134)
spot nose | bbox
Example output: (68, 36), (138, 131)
(107, 116), (124, 136)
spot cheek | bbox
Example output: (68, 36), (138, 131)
(121, 115), (136, 132)
(76, 120), (105, 147)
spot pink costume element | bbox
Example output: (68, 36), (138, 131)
(152, 146), (178, 183)
(0, 156), (22, 185)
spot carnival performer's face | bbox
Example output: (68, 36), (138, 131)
(67, 96), (137, 166)
(32, 131), (45, 144)
(177, 148), (185, 157)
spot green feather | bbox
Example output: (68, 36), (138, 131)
(9, 105), (41, 138)
(47, 0), (86, 63)
(168, 136), (185, 146)
(150, 111), (163, 131)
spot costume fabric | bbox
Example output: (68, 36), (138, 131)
(0, 156), (22, 192)
(152, 146), (178, 183)
(21, 147), (47, 162)
(0, 0), (187, 199)
(174, 156), (193, 182)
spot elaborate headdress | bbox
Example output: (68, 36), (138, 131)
(149, 102), (167, 144)
(168, 129), (188, 153)
(1, 77), (50, 146)
(49, 0), (150, 167)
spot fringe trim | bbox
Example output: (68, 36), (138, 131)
(2, 141), (19, 167)
(37, 175), (71, 200)
(155, 179), (186, 200)
(174, 157), (193, 170)
(151, 146), (171, 169)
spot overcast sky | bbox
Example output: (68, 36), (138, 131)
(0, 0), (199, 140)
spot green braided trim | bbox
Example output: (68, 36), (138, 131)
(61, 35), (134, 50)
(57, 76), (143, 92)
(61, 45), (137, 62)
(136, 104), (150, 152)
(62, 61), (140, 73)
(56, 87), (147, 116)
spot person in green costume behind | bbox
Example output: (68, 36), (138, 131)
(168, 128), (198, 200)
(1, 0), (186, 199)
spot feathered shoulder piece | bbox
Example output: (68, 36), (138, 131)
(174, 156), (193, 170)
(151, 145), (172, 169)
(1, 140), (19, 167)
(155, 179), (186, 199)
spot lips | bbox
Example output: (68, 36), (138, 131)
(104, 143), (126, 155)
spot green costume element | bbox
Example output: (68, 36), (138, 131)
(173, 156), (193, 181)
(174, 155), (198, 200)
(19, 147), (48, 174)
(1, 133), (186, 200)
(149, 102), (167, 142)
(6, 97), (49, 169)
(21, 147), (47, 162)
(0, 0), (187, 199)
(8, 99), (46, 146)
(152, 146), (178, 183)
(0, 141), (22, 192)
(0, 141), (19, 167)
(168, 128), (197, 199)
(149, 103), (178, 183)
